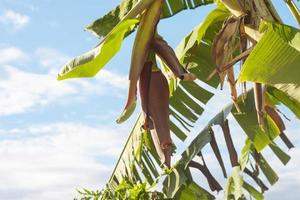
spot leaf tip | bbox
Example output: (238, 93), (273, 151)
(116, 101), (137, 124)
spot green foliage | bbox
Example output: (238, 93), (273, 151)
(60, 0), (300, 200)
(58, 19), (139, 80)
(74, 179), (165, 200)
(239, 21), (300, 102)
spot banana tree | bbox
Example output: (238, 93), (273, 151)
(59, 0), (300, 199)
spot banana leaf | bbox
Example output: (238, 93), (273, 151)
(108, 116), (145, 188)
(163, 103), (232, 198)
(175, 181), (215, 200)
(239, 22), (300, 102)
(58, 19), (139, 80)
(232, 90), (281, 152)
(266, 86), (300, 119)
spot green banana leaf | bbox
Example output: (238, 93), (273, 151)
(232, 90), (281, 152)
(167, 7), (229, 140)
(239, 22), (300, 102)
(177, 6), (229, 56)
(108, 115), (144, 188)
(243, 181), (264, 200)
(163, 103), (232, 198)
(255, 153), (279, 185)
(175, 181), (215, 200)
(266, 86), (300, 119)
(86, 0), (214, 38)
(57, 19), (138, 80)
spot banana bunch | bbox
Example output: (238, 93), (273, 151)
(115, 0), (196, 168)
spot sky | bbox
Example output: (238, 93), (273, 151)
(0, 0), (299, 200)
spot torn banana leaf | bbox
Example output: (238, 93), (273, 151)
(57, 19), (139, 80)
(239, 22), (300, 102)
(163, 103), (233, 198)
(232, 90), (281, 152)
(242, 181), (264, 200)
(269, 142), (291, 165)
(254, 152), (279, 185)
(108, 115), (146, 188)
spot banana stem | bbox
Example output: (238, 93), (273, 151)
(244, 25), (263, 42)
(285, 0), (300, 25)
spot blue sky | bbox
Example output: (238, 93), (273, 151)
(0, 1), (299, 199)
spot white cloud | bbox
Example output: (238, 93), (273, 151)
(0, 122), (127, 200)
(0, 64), (127, 116)
(0, 10), (30, 31)
(96, 69), (128, 91)
(264, 147), (300, 200)
(0, 46), (28, 64)
(0, 66), (77, 115)
(35, 48), (70, 70)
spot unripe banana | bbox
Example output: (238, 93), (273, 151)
(116, 0), (163, 124)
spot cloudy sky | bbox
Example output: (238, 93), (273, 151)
(0, 0), (299, 199)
